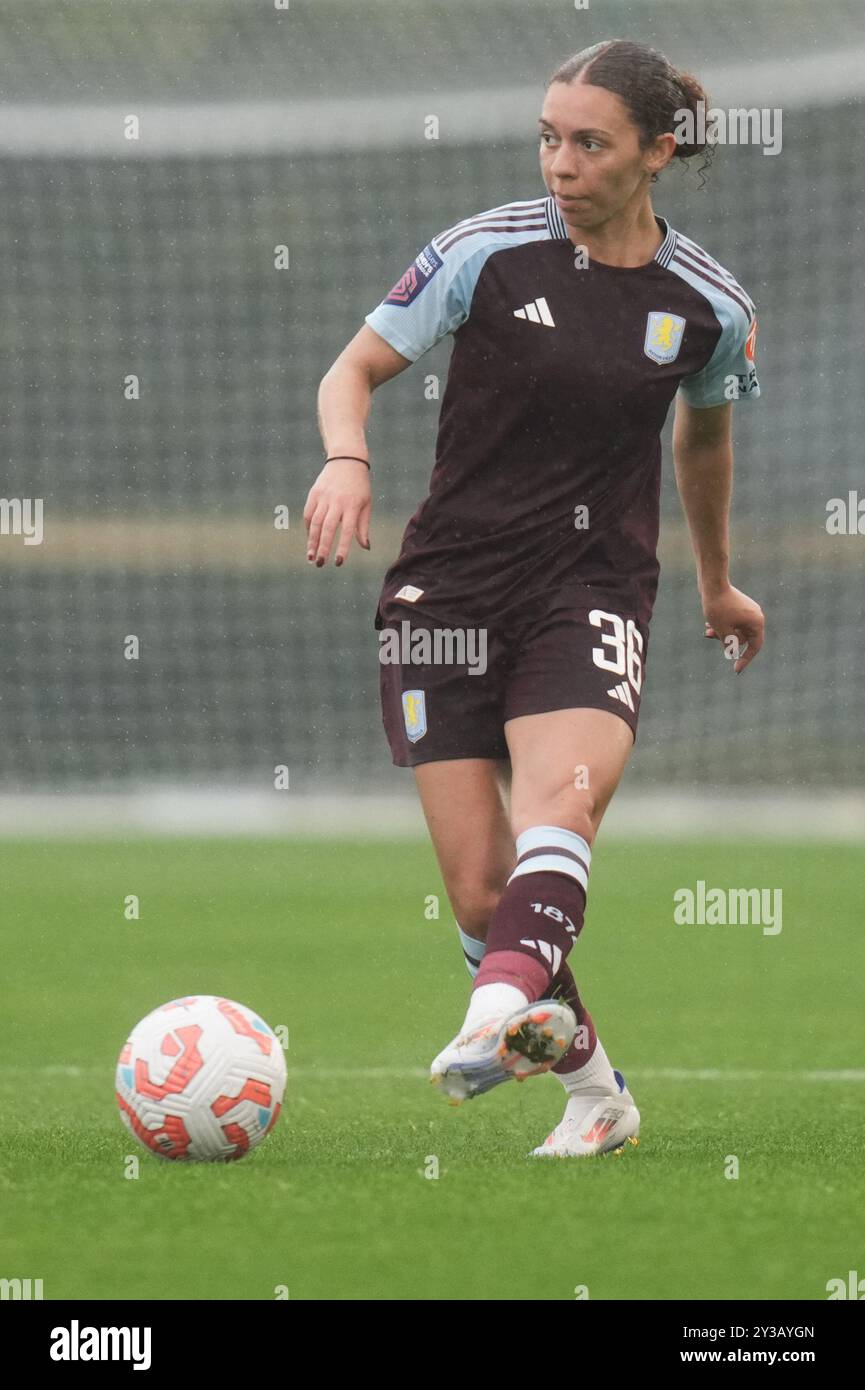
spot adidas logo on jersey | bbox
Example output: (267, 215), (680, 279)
(607, 682), (635, 711)
(513, 297), (555, 327)
(519, 938), (563, 972)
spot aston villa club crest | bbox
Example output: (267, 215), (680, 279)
(644, 311), (686, 364)
(402, 689), (427, 743)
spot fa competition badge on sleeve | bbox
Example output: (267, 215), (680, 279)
(644, 311), (686, 364)
(402, 690), (427, 743)
(384, 243), (444, 306)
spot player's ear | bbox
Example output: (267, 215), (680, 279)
(644, 131), (677, 179)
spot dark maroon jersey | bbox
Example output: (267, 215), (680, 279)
(365, 194), (759, 627)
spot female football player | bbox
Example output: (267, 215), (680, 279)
(304, 39), (764, 1156)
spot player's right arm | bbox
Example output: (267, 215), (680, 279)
(307, 221), (480, 566)
(306, 325), (411, 567)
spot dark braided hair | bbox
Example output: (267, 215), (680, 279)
(547, 40), (714, 183)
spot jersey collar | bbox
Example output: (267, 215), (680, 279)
(546, 195), (677, 266)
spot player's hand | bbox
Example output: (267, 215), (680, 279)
(702, 583), (765, 673)
(303, 458), (372, 567)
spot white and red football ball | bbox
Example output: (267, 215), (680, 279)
(116, 996), (286, 1162)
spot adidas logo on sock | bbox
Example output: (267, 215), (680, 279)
(513, 297), (555, 327)
(519, 938), (563, 972)
(607, 682), (635, 712)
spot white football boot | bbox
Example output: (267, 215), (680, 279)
(528, 1069), (640, 1157)
(430, 1000), (578, 1103)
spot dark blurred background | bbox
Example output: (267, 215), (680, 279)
(0, 0), (862, 811)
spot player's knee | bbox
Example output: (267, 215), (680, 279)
(510, 793), (597, 846)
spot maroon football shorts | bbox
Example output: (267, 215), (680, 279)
(377, 589), (650, 768)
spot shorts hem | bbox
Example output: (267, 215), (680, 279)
(503, 697), (639, 742)
(390, 747), (509, 769)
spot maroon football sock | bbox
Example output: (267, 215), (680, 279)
(473, 867), (587, 1000)
(547, 965), (598, 1073)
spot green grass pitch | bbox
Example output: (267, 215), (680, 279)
(2, 836), (862, 1301)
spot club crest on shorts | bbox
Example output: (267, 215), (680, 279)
(402, 690), (427, 743)
(644, 311), (686, 364)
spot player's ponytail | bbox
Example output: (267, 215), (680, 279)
(547, 40), (714, 183)
(674, 68), (711, 160)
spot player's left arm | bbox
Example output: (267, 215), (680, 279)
(672, 396), (765, 674)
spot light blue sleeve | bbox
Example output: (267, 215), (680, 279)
(364, 234), (480, 362)
(678, 300), (760, 407)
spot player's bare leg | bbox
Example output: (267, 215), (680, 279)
(412, 757), (515, 961)
(506, 706), (633, 844)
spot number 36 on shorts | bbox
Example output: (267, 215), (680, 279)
(589, 609), (644, 694)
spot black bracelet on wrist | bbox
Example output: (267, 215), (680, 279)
(325, 454), (370, 470)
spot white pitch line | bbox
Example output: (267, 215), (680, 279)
(5, 1065), (864, 1083)
(286, 1067), (865, 1083)
(631, 1068), (865, 1083)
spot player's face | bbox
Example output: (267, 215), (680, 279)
(538, 80), (671, 230)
